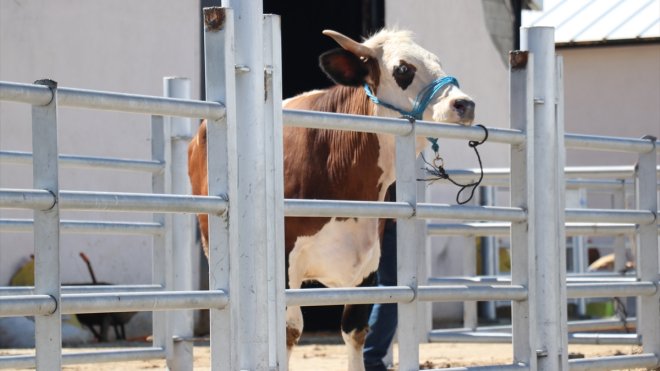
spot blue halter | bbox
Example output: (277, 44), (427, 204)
(363, 76), (459, 152)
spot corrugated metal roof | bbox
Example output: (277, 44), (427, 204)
(522, 0), (660, 45)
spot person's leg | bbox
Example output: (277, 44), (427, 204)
(363, 218), (398, 371)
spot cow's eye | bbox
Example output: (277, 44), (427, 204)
(392, 60), (417, 90)
(394, 64), (409, 75)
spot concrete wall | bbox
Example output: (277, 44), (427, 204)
(0, 1), (201, 321)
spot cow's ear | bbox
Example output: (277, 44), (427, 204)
(319, 48), (369, 86)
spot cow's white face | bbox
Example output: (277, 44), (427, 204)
(320, 29), (475, 125)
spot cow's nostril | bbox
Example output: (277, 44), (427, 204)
(453, 99), (475, 117)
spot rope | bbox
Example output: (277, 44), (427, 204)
(363, 75), (488, 205)
(417, 124), (489, 205)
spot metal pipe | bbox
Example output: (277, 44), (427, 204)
(0, 295), (56, 316)
(0, 81), (225, 119)
(1, 285), (163, 296)
(565, 133), (656, 154)
(59, 191), (226, 214)
(426, 363), (529, 371)
(428, 331), (641, 345)
(31, 79), (63, 369)
(428, 275), (637, 286)
(568, 353), (658, 371)
(0, 189), (55, 210)
(0, 219), (163, 235)
(427, 222), (643, 237)
(282, 109), (526, 145)
(165, 76), (196, 370)
(565, 208), (655, 224)
(60, 290), (228, 314)
(417, 285), (527, 302)
(416, 203), (527, 222)
(286, 286), (415, 307)
(284, 199), (413, 218)
(431, 317), (637, 334)
(0, 348), (166, 369)
(0, 150), (164, 173)
(567, 282), (657, 298)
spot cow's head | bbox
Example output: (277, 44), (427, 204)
(319, 29), (475, 125)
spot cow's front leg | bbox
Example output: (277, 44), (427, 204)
(341, 271), (377, 371)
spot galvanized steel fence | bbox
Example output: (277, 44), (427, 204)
(0, 4), (659, 371)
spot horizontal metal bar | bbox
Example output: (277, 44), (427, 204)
(568, 353), (658, 371)
(1, 285), (163, 296)
(427, 222), (643, 237)
(0, 189), (55, 210)
(0, 81), (224, 119)
(0, 295), (56, 317)
(417, 204), (527, 222)
(565, 208), (656, 224)
(432, 317), (636, 334)
(284, 200), (527, 222)
(0, 150), (164, 173)
(285, 286), (415, 306)
(415, 122), (526, 145)
(61, 290), (228, 314)
(568, 333), (642, 345)
(426, 363), (529, 371)
(0, 219), (164, 235)
(567, 281), (657, 298)
(0, 347), (166, 369)
(429, 331), (641, 345)
(284, 199), (413, 218)
(428, 275), (637, 287)
(565, 133), (657, 154)
(417, 285), (527, 302)
(59, 191), (227, 214)
(63, 347), (166, 366)
(282, 109), (525, 145)
(0, 189), (227, 214)
(283, 109), (410, 135)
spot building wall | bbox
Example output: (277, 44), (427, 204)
(0, 2), (201, 303)
(559, 44), (660, 167)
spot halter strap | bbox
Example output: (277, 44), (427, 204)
(363, 76), (459, 152)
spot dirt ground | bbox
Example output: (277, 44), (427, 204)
(0, 338), (651, 370)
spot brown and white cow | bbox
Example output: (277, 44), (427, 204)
(188, 29), (475, 370)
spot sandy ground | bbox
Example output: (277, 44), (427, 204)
(0, 339), (652, 370)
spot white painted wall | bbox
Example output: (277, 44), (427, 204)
(0, 2), (200, 305)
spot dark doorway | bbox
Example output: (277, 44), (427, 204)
(199, 0), (384, 332)
(263, 0), (384, 99)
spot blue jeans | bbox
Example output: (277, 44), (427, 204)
(363, 218), (397, 371)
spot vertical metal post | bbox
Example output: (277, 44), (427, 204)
(555, 55), (569, 366)
(151, 114), (173, 362)
(509, 50), (537, 370)
(165, 77), (196, 371)
(32, 79), (62, 371)
(396, 127), (420, 371)
(203, 7), (239, 370)
(635, 136), (659, 363)
(416, 157), (432, 342)
(612, 183), (627, 272)
(221, 0), (270, 368)
(462, 229), (478, 330)
(480, 186), (498, 321)
(263, 13), (287, 370)
(521, 26), (568, 370)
